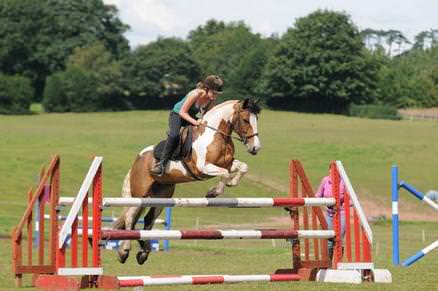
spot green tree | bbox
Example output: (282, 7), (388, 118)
(413, 29), (438, 50)
(428, 65), (438, 101)
(0, 0), (48, 99)
(121, 37), (201, 109)
(188, 19), (227, 44)
(0, 74), (33, 114)
(188, 20), (269, 101)
(66, 42), (126, 109)
(189, 20), (258, 78)
(227, 37), (279, 100)
(383, 30), (410, 56)
(361, 28), (379, 51)
(414, 31), (431, 50)
(43, 72), (70, 112)
(261, 10), (380, 112)
(0, 0), (129, 100)
(377, 46), (438, 108)
(43, 42), (126, 112)
(43, 67), (100, 112)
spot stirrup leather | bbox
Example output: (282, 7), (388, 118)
(151, 162), (165, 176)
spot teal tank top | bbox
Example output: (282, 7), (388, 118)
(173, 95), (199, 119)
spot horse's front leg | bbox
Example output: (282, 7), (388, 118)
(201, 163), (230, 198)
(207, 161), (247, 197)
(225, 159), (248, 187)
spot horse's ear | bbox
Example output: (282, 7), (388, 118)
(242, 98), (250, 109)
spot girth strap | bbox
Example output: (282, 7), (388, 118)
(181, 159), (203, 181)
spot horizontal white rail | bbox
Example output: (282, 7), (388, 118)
(59, 197), (336, 208)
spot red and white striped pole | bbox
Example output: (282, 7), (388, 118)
(101, 229), (335, 240)
(118, 274), (301, 287)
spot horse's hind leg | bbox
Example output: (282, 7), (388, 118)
(136, 206), (164, 265)
(117, 206), (144, 264)
(136, 183), (175, 265)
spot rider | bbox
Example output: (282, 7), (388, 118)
(151, 75), (224, 176)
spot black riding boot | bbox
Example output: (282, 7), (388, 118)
(328, 245), (334, 262)
(151, 135), (179, 176)
(328, 238), (334, 262)
(328, 243), (344, 263)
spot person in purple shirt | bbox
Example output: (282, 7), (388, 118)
(315, 175), (346, 261)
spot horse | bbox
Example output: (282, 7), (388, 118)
(113, 98), (261, 264)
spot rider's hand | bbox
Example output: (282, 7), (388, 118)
(194, 119), (203, 126)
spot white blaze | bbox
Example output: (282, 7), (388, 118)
(249, 113), (261, 152)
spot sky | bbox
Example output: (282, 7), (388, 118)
(103, 0), (438, 48)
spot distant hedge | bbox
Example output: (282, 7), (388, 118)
(0, 74), (33, 114)
(43, 67), (101, 112)
(349, 104), (401, 120)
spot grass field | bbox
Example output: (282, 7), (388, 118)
(1, 109), (438, 290)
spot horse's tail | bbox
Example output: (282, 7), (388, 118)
(112, 170), (131, 230)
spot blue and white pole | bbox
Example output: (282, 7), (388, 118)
(392, 165), (438, 267)
(399, 181), (438, 211)
(163, 207), (172, 251)
(402, 240), (438, 266)
(392, 165), (400, 265)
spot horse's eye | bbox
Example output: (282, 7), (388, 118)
(243, 119), (250, 124)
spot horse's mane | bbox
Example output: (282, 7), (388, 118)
(206, 99), (261, 117)
(208, 100), (237, 112)
(244, 99), (262, 115)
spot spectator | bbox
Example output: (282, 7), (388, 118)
(315, 174), (346, 261)
(426, 190), (438, 201)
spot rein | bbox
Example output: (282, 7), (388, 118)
(203, 124), (245, 142)
(201, 110), (259, 145)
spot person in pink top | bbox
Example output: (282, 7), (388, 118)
(315, 175), (346, 261)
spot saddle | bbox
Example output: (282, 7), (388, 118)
(153, 126), (193, 161)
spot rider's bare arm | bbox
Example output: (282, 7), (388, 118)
(179, 89), (204, 126)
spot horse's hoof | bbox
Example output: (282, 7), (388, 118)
(205, 186), (219, 198)
(117, 250), (129, 264)
(136, 251), (149, 265)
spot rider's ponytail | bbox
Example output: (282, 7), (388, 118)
(196, 81), (207, 90)
(196, 75), (223, 94)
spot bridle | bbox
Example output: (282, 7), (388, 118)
(201, 109), (259, 145)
